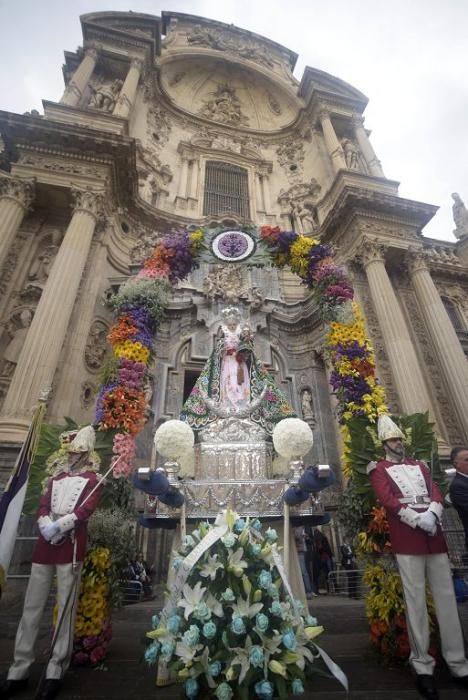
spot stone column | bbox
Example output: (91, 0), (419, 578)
(0, 174), (35, 269)
(177, 156), (189, 199)
(0, 189), (104, 440)
(113, 58), (143, 119)
(61, 47), (99, 107)
(359, 238), (434, 416)
(188, 159), (199, 200)
(407, 249), (468, 440)
(318, 108), (346, 173)
(352, 114), (385, 178)
(261, 173), (271, 212)
(255, 173), (265, 212)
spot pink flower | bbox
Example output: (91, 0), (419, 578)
(112, 433), (136, 478)
(90, 645), (106, 664)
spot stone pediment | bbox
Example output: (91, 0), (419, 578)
(159, 57), (300, 131)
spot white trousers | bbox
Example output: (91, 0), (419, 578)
(396, 553), (468, 677)
(8, 562), (82, 681)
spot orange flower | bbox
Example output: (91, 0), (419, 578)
(98, 386), (146, 435)
(107, 315), (137, 345)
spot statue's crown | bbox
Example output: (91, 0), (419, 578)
(221, 306), (241, 322)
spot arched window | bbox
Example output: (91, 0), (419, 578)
(442, 298), (463, 331)
(203, 160), (250, 219)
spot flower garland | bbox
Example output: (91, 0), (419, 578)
(145, 513), (335, 699)
(93, 224), (403, 665)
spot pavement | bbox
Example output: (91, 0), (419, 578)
(1, 586), (468, 699)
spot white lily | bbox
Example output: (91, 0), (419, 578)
(256, 630), (282, 656)
(199, 553), (224, 581)
(227, 547), (248, 575)
(231, 596), (263, 619)
(190, 648), (217, 688)
(175, 640), (203, 663)
(291, 624), (320, 670)
(226, 634), (254, 684)
(206, 591), (224, 617)
(179, 581), (207, 620)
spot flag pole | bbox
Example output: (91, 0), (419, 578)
(0, 388), (50, 582)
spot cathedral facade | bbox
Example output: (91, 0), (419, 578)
(0, 10), (468, 483)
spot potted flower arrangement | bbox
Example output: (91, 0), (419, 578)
(145, 511), (347, 699)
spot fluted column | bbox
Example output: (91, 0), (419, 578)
(177, 156), (189, 199)
(61, 47), (99, 107)
(0, 174), (35, 269)
(0, 189), (104, 439)
(407, 248), (468, 440)
(319, 108), (346, 173)
(188, 159), (200, 200)
(352, 114), (385, 178)
(113, 58), (143, 119)
(359, 238), (434, 415)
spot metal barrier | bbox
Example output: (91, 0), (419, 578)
(120, 579), (144, 605)
(328, 567), (367, 598)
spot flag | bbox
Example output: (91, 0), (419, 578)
(0, 400), (46, 580)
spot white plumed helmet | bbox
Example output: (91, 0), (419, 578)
(377, 415), (404, 442)
(68, 425), (96, 453)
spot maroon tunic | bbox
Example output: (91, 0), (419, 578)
(33, 470), (102, 565)
(370, 459), (447, 555)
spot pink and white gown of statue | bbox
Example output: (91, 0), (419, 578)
(219, 327), (250, 410)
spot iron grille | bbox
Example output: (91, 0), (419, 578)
(203, 160), (250, 219)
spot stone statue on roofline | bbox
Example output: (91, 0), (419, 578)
(452, 192), (468, 239)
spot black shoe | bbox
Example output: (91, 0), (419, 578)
(452, 675), (468, 688)
(37, 679), (62, 700)
(0, 678), (29, 699)
(416, 675), (439, 700)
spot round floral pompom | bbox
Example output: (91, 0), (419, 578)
(154, 419), (195, 459)
(272, 418), (313, 459)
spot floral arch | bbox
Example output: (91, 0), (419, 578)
(92, 224), (436, 665)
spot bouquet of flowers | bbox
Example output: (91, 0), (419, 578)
(145, 511), (346, 699)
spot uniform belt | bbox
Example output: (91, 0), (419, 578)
(399, 496), (430, 505)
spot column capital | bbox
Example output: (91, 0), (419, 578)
(358, 236), (387, 268)
(130, 57), (144, 71)
(0, 174), (35, 210)
(351, 112), (365, 128)
(318, 107), (331, 122)
(71, 188), (105, 221)
(406, 246), (431, 276)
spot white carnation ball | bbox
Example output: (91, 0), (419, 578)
(154, 419), (195, 459)
(272, 418), (313, 460)
(178, 449), (195, 479)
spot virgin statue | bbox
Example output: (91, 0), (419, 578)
(180, 307), (295, 433)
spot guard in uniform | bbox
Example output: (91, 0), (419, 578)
(0, 426), (102, 700)
(368, 415), (468, 700)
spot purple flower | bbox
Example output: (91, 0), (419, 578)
(277, 230), (298, 253)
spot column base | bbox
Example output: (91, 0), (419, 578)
(0, 416), (34, 443)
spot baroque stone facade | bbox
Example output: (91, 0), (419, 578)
(0, 9), (467, 489)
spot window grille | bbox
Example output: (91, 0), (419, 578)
(203, 161), (250, 219)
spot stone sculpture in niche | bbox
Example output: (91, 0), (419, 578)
(341, 138), (360, 170)
(200, 85), (248, 126)
(301, 388), (316, 427)
(88, 78), (123, 112)
(84, 320), (109, 371)
(1, 308), (33, 377)
(452, 193), (468, 239)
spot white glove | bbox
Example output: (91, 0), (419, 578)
(40, 521), (60, 542)
(418, 510), (437, 535)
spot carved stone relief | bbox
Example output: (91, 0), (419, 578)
(88, 76), (123, 112)
(84, 320), (109, 371)
(340, 137), (367, 173)
(130, 231), (163, 265)
(17, 151), (107, 180)
(146, 104), (172, 150)
(186, 25), (276, 69)
(276, 137), (305, 180)
(136, 142), (173, 207)
(199, 84), (248, 127)
(80, 381), (96, 408)
(267, 91), (281, 115)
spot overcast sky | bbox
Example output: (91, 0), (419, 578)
(0, 0), (466, 242)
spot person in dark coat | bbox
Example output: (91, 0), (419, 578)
(449, 447), (468, 557)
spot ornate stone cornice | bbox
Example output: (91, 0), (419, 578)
(71, 187), (105, 221)
(0, 173), (35, 210)
(357, 236), (387, 267)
